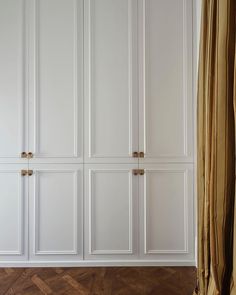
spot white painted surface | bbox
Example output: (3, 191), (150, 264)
(139, 164), (194, 262)
(139, 0), (193, 163)
(0, 165), (28, 261)
(0, 0), (27, 163)
(29, 164), (83, 261)
(28, 0), (83, 163)
(84, 0), (139, 163)
(0, 0), (197, 266)
(85, 164), (138, 260)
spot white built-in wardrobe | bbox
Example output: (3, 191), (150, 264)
(0, 0), (196, 266)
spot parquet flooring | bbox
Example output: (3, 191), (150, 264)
(0, 267), (196, 295)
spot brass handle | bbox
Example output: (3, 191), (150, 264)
(21, 170), (33, 176)
(132, 169), (145, 176)
(28, 170), (33, 176)
(21, 170), (28, 176)
(21, 152), (27, 158)
(139, 152), (144, 158)
(133, 169), (139, 176)
(27, 152), (33, 159)
(132, 152), (139, 158)
(139, 169), (145, 175)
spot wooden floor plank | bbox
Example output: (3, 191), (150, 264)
(0, 267), (196, 295)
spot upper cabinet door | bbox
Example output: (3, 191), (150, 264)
(139, 0), (193, 163)
(0, 0), (27, 163)
(28, 0), (83, 163)
(84, 0), (139, 163)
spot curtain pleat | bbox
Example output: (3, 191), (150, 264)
(231, 31), (236, 295)
(195, 0), (236, 294)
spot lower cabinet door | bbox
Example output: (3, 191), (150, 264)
(0, 165), (28, 261)
(84, 164), (138, 260)
(29, 164), (83, 261)
(139, 164), (195, 263)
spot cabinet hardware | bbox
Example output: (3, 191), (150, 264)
(139, 152), (145, 158)
(139, 169), (145, 175)
(21, 170), (28, 176)
(28, 170), (33, 176)
(21, 170), (33, 176)
(133, 169), (139, 176)
(133, 169), (145, 175)
(21, 152), (27, 158)
(27, 152), (33, 158)
(132, 152), (139, 158)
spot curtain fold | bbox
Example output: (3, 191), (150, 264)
(195, 0), (236, 294)
(231, 37), (236, 295)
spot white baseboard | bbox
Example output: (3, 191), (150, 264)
(0, 260), (196, 267)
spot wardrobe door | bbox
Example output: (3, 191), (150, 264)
(0, 165), (28, 261)
(139, 164), (194, 263)
(0, 0), (28, 163)
(28, 0), (83, 164)
(84, 0), (139, 163)
(138, 0), (193, 163)
(29, 164), (83, 261)
(84, 164), (138, 260)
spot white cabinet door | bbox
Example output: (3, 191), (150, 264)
(139, 164), (194, 262)
(0, 0), (27, 163)
(29, 164), (83, 261)
(85, 164), (138, 260)
(138, 0), (193, 163)
(84, 0), (139, 163)
(0, 165), (28, 261)
(28, 0), (83, 164)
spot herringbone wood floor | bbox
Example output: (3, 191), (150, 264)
(0, 267), (196, 295)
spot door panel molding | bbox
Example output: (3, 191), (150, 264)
(0, 171), (24, 255)
(84, 164), (138, 260)
(144, 169), (188, 254)
(88, 169), (133, 255)
(0, 166), (28, 261)
(84, 0), (138, 163)
(29, 0), (83, 162)
(0, 0), (27, 162)
(29, 165), (83, 261)
(139, 0), (193, 162)
(139, 164), (194, 261)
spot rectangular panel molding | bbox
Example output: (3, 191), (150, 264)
(0, 171), (24, 255)
(29, 0), (83, 162)
(84, 0), (139, 163)
(144, 169), (188, 254)
(29, 166), (83, 261)
(0, 0), (26, 161)
(87, 168), (134, 255)
(139, 164), (194, 261)
(0, 165), (28, 262)
(139, 0), (193, 163)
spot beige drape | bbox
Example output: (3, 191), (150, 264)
(195, 0), (236, 294)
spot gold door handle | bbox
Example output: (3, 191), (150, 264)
(133, 169), (139, 176)
(21, 170), (33, 176)
(28, 170), (33, 176)
(133, 169), (145, 176)
(27, 152), (33, 159)
(139, 169), (145, 175)
(139, 152), (144, 158)
(21, 152), (27, 158)
(21, 170), (28, 176)
(132, 152), (139, 158)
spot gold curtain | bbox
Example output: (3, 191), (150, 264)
(195, 0), (236, 294)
